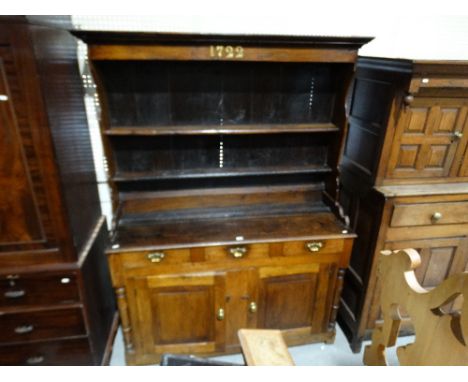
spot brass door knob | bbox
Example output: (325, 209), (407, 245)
(454, 131), (463, 140)
(217, 308), (225, 321)
(431, 212), (443, 223)
(249, 301), (257, 313)
(147, 252), (165, 263)
(229, 246), (247, 259)
(306, 242), (323, 253)
(404, 94), (414, 105)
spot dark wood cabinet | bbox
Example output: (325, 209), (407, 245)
(75, 31), (371, 364)
(338, 57), (468, 352)
(0, 17), (116, 365)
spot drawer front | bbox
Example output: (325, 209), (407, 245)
(120, 248), (191, 269)
(283, 239), (344, 257)
(205, 243), (269, 262)
(0, 307), (86, 344)
(0, 338), (92, 366)
(391, 201), (468, 227)
(0, 272), (80, 308)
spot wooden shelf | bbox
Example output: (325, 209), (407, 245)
(113, 165), (332, 182)
(105, 123), (339, 136)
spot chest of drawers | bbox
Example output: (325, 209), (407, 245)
(0, 18), (116, 365)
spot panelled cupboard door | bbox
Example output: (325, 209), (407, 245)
(256, 262), (336, 335)
(128, 272), (226, 356)
(386, 98), (468, 179)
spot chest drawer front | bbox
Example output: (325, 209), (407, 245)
(0, 273), (80, 308)
(0, 307), (86, 344)
(282, 239), (344, 257)
(391, 201), (468, 227)
(0, 338), (92, 366)
(120, 248), (191, 269)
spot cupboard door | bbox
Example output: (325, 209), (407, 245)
(129, 271), (226, 356)
(387, 98), (468, 179)
(256, 262), (336, 335)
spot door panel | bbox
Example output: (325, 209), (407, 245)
(387, 98), (468, 179)
(129, 272), (226, 355)
(257, 262), (335, 334)
(0, 60), (43, 245)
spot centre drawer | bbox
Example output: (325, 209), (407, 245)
(391, 201), (468, 227)
(0, 307), (86, 344)
(0, 272), (80, 308)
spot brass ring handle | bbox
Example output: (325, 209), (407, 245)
(217, 308), (225, 321)
(249, 301), (257, 313)
(431, 212), (443, 222)
(4, 289), (25, 299)
(229, 246), (247, 259)
(15, 325), (34, 334)
(306, 242), (323, 253)
(147, 252), (165, 263)
(26, 356), (44, 365)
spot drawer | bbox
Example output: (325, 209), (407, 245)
(0, 272), (80, 308)
(391, 201), (468, 227)
(0, 307), (86, 344)
(0, 338), (92, 365)
(283, 239), (344, 257)
(205, 243), (269, 262)
(120, 248), (191, 268)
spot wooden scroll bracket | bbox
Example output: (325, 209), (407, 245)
(363, 248), (468, 366)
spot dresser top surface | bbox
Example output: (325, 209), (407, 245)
(109, 210), (354, 252)
(376, 183), (468, 197)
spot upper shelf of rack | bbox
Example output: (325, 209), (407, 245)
(105, 123), (339, 136)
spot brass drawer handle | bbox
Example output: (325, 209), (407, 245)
(4, 289), (26, 299)
(217, 308), (225, 321)
(15, 325), (34, 334)
(249, 301), (257, 313)
(26, 355), (44, 365)
(431, 212), (443, 223)
(306, 242), (323, 253)
(147, 252), (165, 263)
(229, 246), (247, 259)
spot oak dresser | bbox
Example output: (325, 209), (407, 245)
(74, 31), (372, 365)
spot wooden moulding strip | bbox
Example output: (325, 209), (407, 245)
(89, 45), (357, 63)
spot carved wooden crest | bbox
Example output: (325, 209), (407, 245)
(364, 248), (468, 366)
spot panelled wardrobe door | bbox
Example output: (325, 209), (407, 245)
(386, 98), (468, 179)
(127, 272), (226, 364)
(0, 60), (42, 247)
